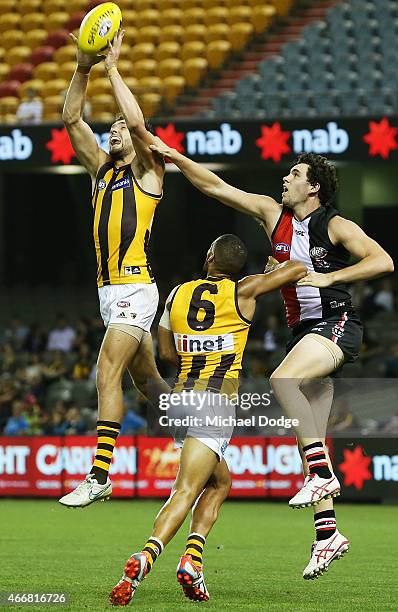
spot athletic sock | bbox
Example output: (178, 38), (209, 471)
(141, 537), (164, 573)
(314, 509), (337, 541)
(303, 442), (332, 479)
(90, 420), (121, 484)
(185, 532), (206, 568)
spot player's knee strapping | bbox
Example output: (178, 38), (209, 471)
(91, 420), (121, 484)
(185, 533), (206, 568)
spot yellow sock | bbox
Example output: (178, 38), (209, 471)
(185, 532), (206, 568)
(91, 420), (120, 484)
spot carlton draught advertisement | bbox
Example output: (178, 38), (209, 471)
(0, 436), (304, 498)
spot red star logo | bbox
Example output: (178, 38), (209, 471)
(363, 118), (398, 159)
(46, 127), (76, 165)
(255, 122), (291, 163)
(155, 124), (185, 153)
(338, 446), (372, 490)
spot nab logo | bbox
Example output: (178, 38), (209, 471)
(274, 243), (290, 253)
(186, 123), (242, 156)
(0, 129), (33, 161)
(293, 122), (349, 155)
(174, 333), (234, 354)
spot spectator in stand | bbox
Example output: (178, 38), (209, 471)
(3, 317), (29, 350)
(4, 400), (29, 435)
(263, 314), (283, 352)
(73, 343), (91, 380)
(64, 405), (88, 435)
(16, 87), (43, 125)
(373, 278), (395, 313)
(47, 315), (76, 352)
(328, 400), (359, 433)
(0, 376), (20, 432)
(23, 323), (47, 353)
(42, 350), (68, 382)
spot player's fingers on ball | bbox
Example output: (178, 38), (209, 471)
(69, 32), (77, 43)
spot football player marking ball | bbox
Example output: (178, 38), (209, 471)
(78, 2), (122, 55)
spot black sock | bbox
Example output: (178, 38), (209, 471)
(314, 509), (336, 541)
(303, 442), (332, 479)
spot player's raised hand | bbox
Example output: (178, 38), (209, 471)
(149, 137), (179, 161)
(69, 32), (105, 69)
(105, 28), (125, 70)
(297, 271), (334, 288)
(264, 256), (280, 273)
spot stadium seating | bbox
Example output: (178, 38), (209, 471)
(0, 0), (284, 121)
(211, 0), (398, 119)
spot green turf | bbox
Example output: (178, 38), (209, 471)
(1, 500), (397, 611)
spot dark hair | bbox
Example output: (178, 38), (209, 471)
(213, 234), (247, 275)
(294, 153), (338, 207)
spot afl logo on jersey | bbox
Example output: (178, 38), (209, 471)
(274, 242), (290, 253)
(98, 179), (107, 190)
(310, 246), (328, 259)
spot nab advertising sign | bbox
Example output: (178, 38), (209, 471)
(334, 439), (398, 499)
(1, 116), (397, 167)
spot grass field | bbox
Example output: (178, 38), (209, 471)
(1, 500), (397, 611)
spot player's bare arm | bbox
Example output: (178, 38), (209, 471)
(158, 286), (180, 366)
(237, 260), (307, 320)
(150, 137), (281, 235)
(105, 30), (164, 193)
(62, 34), (109, 179)
(297, 217), (394, 288)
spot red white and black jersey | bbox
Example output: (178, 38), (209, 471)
(271, 206), (352, 328)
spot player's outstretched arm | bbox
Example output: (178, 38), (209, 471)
(149, 137), (281, 234)
(237, 261), (307, 321)
(105, 31), (164, 180)
(62, 34), (108, 178)
(297, 217), (394, 288)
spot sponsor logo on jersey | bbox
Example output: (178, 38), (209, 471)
(274, 242), (290, 253)
(116, 311), (127, 318)
(98, 179), (107, 190)
(310, 246), (328, 259)
(124, 266), (141, 275)
(117, 301), (130, 308)
(174, 333), (234, 353)
(294, 229), (305, 236)
(112, 177), (131, 191)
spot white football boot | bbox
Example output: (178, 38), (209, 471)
(289, 473), (340, 508)
(58, 474), (112, 508)
(177, 555), (210, 602)
(109, 552), (149, 606)
(303, 530), (350, 580)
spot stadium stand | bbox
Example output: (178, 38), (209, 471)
(208, 0), (398, 119)
(0, 0), (285, 121)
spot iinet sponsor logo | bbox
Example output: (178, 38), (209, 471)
(0, 444), (136, 476)
(225, 444), (302, 476)
(174, 333), (234, 353)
